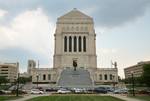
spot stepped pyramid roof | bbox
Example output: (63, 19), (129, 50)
(58, 8), (92, 19)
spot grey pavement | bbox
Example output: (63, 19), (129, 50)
(109, 94), (143, 101)
(8, 94), (50, 101)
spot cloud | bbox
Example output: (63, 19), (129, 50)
(0, 8), (55, 65)
(0, 9), (8, 20)
(0, 0), (150, 28)
(97, 48), (118, 54)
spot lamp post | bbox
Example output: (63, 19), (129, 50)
(112, 75), (115, 90)
(36, 74), (39, 88)
(131, 71), (135, 96)
(16, 73), (20, 97)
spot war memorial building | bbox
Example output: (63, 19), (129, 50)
(28, 9), (118, 87)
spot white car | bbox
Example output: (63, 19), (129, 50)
(31, 89), (44, 94)
(57, 89), (71, 94)
(114, 88), (128, 94)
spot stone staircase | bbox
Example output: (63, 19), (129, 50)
(57, 68), (93, 88)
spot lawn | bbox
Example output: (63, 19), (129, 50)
(0, 96), (22, 101)
(130, 96), (150, 101)
(26, 95), (125, 101)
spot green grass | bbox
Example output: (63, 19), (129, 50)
(0, 96), (22, 101)
(26, 95), (125, 101)
(130, 96), (150, 101)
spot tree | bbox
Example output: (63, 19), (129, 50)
(18, 76), (32, 84)
(142, 64), (150, 87)
(0, 76), (9, 85)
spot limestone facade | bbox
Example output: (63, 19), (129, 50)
(30, 9), (118, 85)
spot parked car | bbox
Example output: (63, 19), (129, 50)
(105, 87), (114, 92)
(94, 87), (107, 94)
(0, 90), (5, 95)
(113, 88), (128, 94)
(137, 89), (150, 94)
(46, 88), (57, 92)
(35, 87), (44, 91)
(31, 89), (44, 94)
(57, 89), (71, 94)
(11, 89), (28, 94)
(1, 90), (11, 94)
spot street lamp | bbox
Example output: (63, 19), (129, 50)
(131, 71), (135, 96)
(16, 73), (20, 97)
(36, 74), (39, 88)
(112, 75), (115, 90)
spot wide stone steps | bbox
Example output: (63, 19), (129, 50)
(57, 68), (93, 88)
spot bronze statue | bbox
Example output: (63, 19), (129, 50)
(73, 60), (77, 71)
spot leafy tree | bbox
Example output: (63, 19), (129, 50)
(18, 76), (32, 84)
(142, 64), (150, 87)
(0, 76), (9, 85)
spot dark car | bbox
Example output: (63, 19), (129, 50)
(0, 90), (5, 95)
(46, 88), (57, 92)
(94, 87), (107, 94)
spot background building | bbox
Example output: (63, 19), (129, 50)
(124, 61), (150, 78)
(0, 62), (19, 82)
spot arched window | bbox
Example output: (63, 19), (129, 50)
(43, 74), (46, 80)
(99, 74), (102, 80)
(64, 36), (67, 52)
(69, 36), (72, 52)
(74, 36), (77, 52)
(104, 74), (107, 80)
(78, 36), (82, 52)
(83, 36), (86, 52)
(110, 74), (113, 80)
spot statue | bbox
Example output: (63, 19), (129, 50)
(73, 60), (77, 71)
(111, 61), (117, 68)
(114, 62), (117, 68)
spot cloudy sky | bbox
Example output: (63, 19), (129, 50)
(0, 0), (150, 78)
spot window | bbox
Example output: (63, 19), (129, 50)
(78, 36), (82, 52)
(69, 36), (72, 52)
(99, 74), (102, 80)
(43, 74), (46, 80)
(76, 26), (79, 31)
(48, 74), (51, 80)
(1, 70), (8, 71)
(74, 36), (77, 52)
(104, 74), (107, 80)
(83, 36), (86, 52)
(71, 27), (74, 31)
(1, 72), (8, 74)
(85, 27), (88, 31)
(64, 36), (67, 52)
(2, 66), (8, 68)
(110, 74), (113, 80)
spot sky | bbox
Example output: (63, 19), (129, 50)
(0, 0), (150, 78)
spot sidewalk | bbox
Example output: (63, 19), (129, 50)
(8, 94), (50, 101)
(109, 94), (142, 101)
